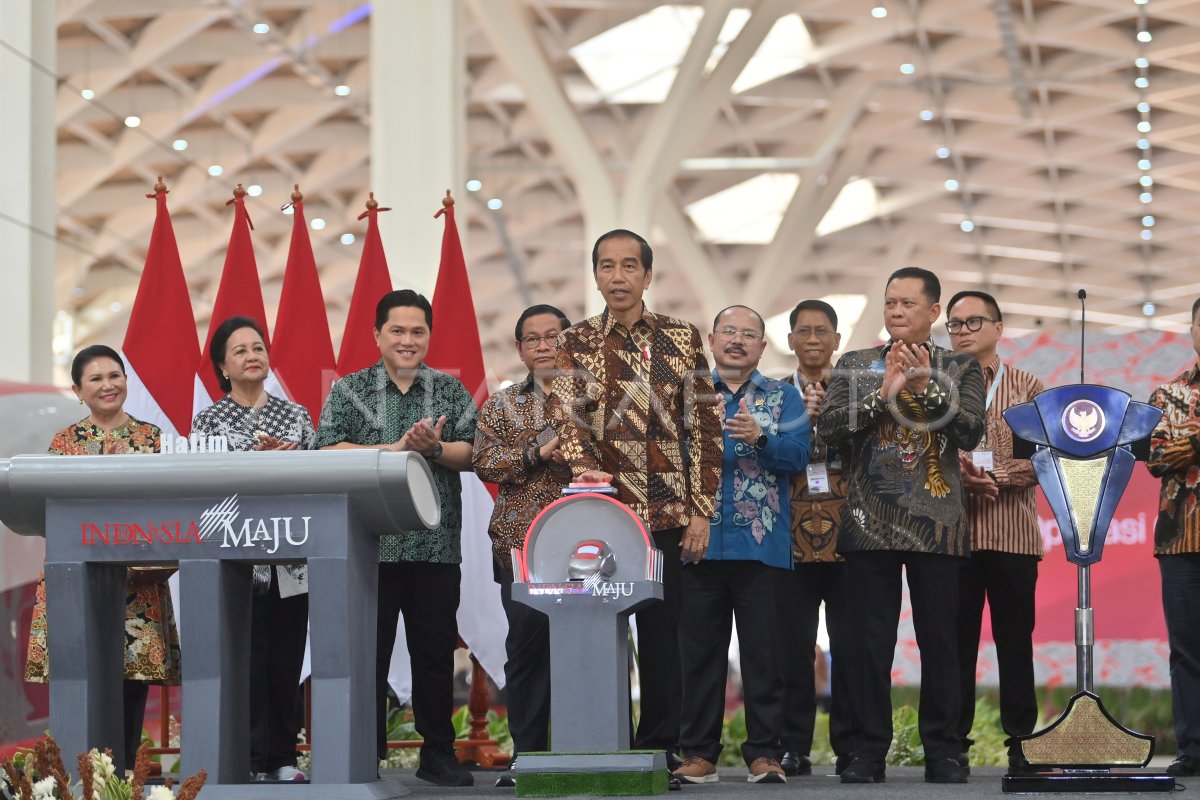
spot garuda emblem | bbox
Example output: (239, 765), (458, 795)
(1062, 399), (1105, 443)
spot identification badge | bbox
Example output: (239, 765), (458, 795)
(807, 463), (830, 494)
(972, 450), (995, 471)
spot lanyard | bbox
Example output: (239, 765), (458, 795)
(985, 362), (1005, 412)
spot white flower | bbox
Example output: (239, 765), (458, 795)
(148, 786), (176, 800)
(32, 776), (57, 799)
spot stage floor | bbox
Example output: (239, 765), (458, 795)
(380, 759), (1188, 798)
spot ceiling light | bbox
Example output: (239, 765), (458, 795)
(1137, 138), (1151, 150)
(124, 115), (141, 128)
(1138, 158), (1151, 170)
(871, 6), (888, 18)
(1142, 301), (1156, 316)
(1137, 120), (1152, 132)
(110, 301), (122, 312)
(1135, 57), (1150, 69)
(1141, 229), (1153, 240)
(1140, 175), (1154, 187)
(1142, 215), (1156, 226)
(487, 198), (504, 210)
(246, 184), (263, 197)
(899, 63), (916, 75)
(1140, 192), (1153, 203)
(283, 205), (294, 215)
(311, 217), (326, 230)
(252, 22), (270, 34)
(1137, 31), (1152, 42)
(172, 138), (188, 151)
(208, 164), (223, 176)
(334, 84), (351, 96)
(919, 109), (934, 121)
(1134, 77), (1149, 89)
(340, 233), (356, 245)
(960, 220), (975, 232)
(944, 179), (959, 190)
(936, 147), (950, 159)
(80, 88), (95, 100)
(1137, 101), (1151, 113)
(466, 179), (482, 192)
(1134, 0), (1148, 4)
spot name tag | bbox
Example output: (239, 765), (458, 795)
(807, 462), (830, 494)
(972, 450), (995, 471)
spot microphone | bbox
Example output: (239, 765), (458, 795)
(1078, 289), (1086, 384)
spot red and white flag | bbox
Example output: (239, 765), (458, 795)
(271, 187), (336, 423)
(196, 185), (279, 412)
(121, 179), (202, 439)
(336, 194), (393, 377)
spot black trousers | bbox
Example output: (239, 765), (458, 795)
(632, 528), (684, 752)
(250, 574), (310, 773)
(1160, 554), (1200, 758)
(375, 562), (462, 759)
(843, 550), (963, 763)
(123, 680), (149, 771)
(494, 558), (551, 755)
(956, 550), (1038, 753)
(678, 560), (787, 765)
(780, 561), (855, 759)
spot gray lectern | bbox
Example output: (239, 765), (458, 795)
(511, 492), (666, 794)
(0, 450), (440, 800)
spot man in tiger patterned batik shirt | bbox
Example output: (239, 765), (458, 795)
(552, 229), (724, 763)
(1148, 296), (1200, 778)
(821, 267), (985, 785)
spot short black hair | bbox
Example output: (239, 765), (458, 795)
(71, 345), (124, 387)
(209, 315), (266, 393)
(712, 305), (765, 335)
(375, 289), (433, 331)
(515, 304), (570, 341)
(947, 290), (1003, 323)
(1192, 296), (1200, 322)
(887, 266), (941, 304)
(591, 229), (653, 272)
(789, 300), (838, 331)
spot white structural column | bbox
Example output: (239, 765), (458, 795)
(0, 0), (56, 383)
(370, 0), (466, 297)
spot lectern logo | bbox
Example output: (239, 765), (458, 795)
(1062, 399), (1105, 443)
(200, 495), (311, 554)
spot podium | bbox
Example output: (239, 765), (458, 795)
(0, 449), (440, 800)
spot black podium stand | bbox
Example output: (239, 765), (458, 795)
(0, 449), (440, 800)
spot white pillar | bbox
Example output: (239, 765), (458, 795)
(370, 0), (465, 299)
(0, 0), (56, 383)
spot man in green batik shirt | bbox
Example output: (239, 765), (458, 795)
(317, 289), (477, 787)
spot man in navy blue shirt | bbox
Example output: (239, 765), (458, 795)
(673, 305), (810, 785)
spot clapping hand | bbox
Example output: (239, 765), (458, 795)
(724, 398), (763, 445)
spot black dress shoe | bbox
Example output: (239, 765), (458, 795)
(779, 752), (811, 777)
(925, 756), (968, 784)
(955, 752), (971, 777)
(840, 757), (886, 784)
(1167, 755), (1200, 777)
(416, 749), (474, 787)
(495, 757), (517, 787)
(834, 754), (852, 776)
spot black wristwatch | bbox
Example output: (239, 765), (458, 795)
(753, 433), (768, 449)
(428, 442), (444, 462)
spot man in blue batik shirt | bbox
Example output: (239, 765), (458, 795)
(673, 305), (810, 786)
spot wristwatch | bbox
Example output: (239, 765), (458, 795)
(428, 442), (444, 462)
(753, 433), (768, 449)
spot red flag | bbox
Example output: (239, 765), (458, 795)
(271, 186), (335, 423)
(336, 193), (393, 376)
(426, 193), (488, 409)
(121, 177), (201, 437)
(198, 185), (271, 401)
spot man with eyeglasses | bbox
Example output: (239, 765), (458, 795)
(944, 290), (1044, 775)
(552, 229), (724, 765)
(821, 267), (985, 785)
(777, 299), (855, 777)
(472, 304), (572, 786)
(673, 305), (808, 785)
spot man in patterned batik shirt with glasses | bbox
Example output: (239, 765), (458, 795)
(472, 304), (572, 787)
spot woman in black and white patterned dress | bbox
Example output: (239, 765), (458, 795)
(191, 315), (315, 782)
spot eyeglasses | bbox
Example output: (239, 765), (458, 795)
(945, 316), (997, 334)
(519, 333), (561, 349)
(792, 327), (835, 339)
(716, 326), (763, 342)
